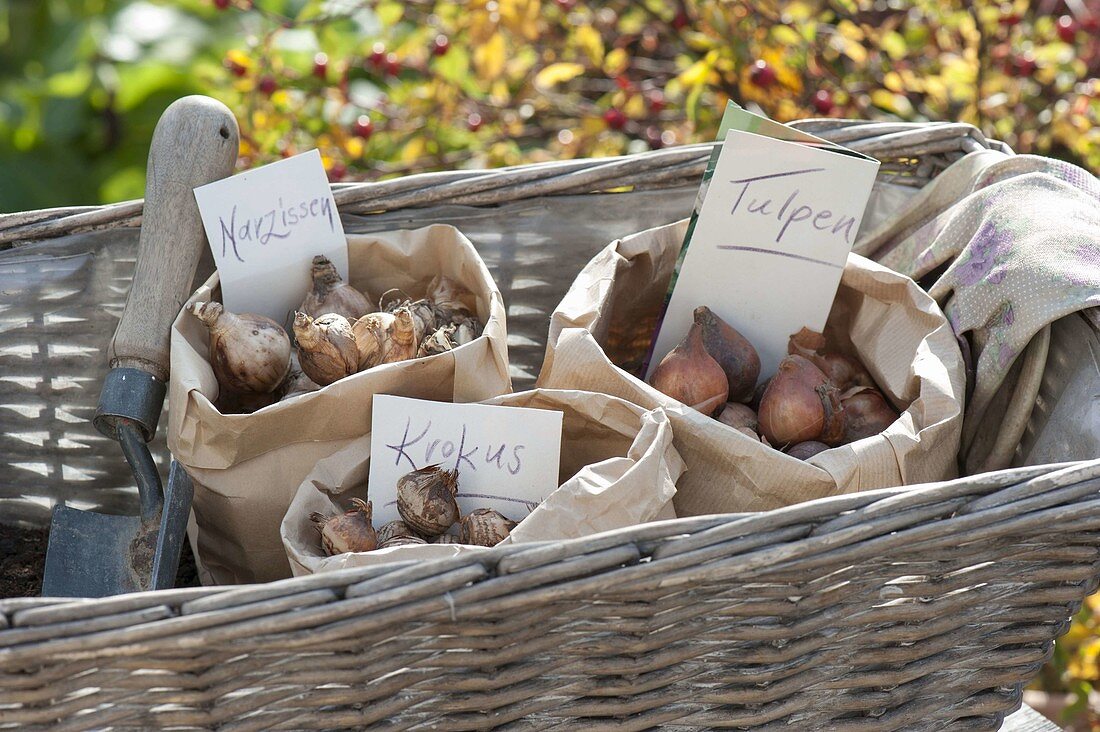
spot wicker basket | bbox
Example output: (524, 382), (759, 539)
(0, 120), (1094, 730)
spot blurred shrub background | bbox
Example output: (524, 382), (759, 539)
(1, 0), (1097, 214)
(2, 0), (1100, 724)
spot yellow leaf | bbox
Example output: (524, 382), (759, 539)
(678, 58), (712, 88)
(880, 31), (907, 61)
(883, 71), (904, 93)
(623, 94), (645, 118)
(771, 25), (802, 48)
(836, 19), (865, 42)
(344, 137), (364, 158)
(225, 49), (251, 70)
(534, 62), (586, 89)
(474, 32), (506, 80)
(871, 89), (914, 117)
(400, 137), (425, 163)
(575, 24), (604, 65)
(603, 48), (629, 76)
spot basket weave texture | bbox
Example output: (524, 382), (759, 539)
(1, 460), (1097, 730)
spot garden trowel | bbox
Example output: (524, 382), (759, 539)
(42, 96), (239, 597)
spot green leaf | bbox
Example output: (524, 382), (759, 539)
(45, 65), (93, 97)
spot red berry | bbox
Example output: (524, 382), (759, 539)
(646, 89), (666, 114)
(327, 163), (347, 182)
(671, 10), (689, 30)
(258, 75), (277, 95)
(749, 60), (777, 88)
(614, 75), (632, 92)
(214, 0), (231, 9)
(1083, 15), (1100, 32)
(1007, 54), (1037, 77)
(368, 43), (386, 68)
(224, 56), (247, 77)
(384, 53), (400, 76)
(812, 89), (835, 115)
(644, 125), (663, 149)
(432, 34), (450, 57)
(1056, 15), (1077, 42)
(999, 11), (1021, 27)
(603, 108), (627, 130)
(352, 115), (374, 139)
(313, 52), (328, 80)
(467, 112), (483, 132)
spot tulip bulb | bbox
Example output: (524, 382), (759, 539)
(310, 498), (377, 555)
(758, 355), (845, 446)
(718, 402), (758, 432)
(840, 387), (898, 443)
(693, 306), (761, 402)
(786, 441), (830, 460)
(188, 301), (291, 397)
(396, 465), (460, 536)
(293, 311), (359, 386)
(788, 327), (874, 390)
(649, 322), (729, 415)
(300, 255), (373, 321)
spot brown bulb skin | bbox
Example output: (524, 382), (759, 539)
(396, 465), (460, 536)
(310, 498), (378, 555)
(786, 441), (830, 460)
(301, 255), (373, 321)
(293, 311), (359, 386)
(758, 355), (845, 447)
(649, 322), (729, 416)
(840, 388), (898, 443)
(459, 508), (516, 547)
(693, 306), (761, 402)
(189, 301), (291, 397)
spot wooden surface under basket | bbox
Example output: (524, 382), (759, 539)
(0, 119), (1095, 730)
(1, 460), (1098, 730)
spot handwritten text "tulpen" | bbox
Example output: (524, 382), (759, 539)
(218, 196), (336, 263)
(385, 417), (526, 476)
(729, 168), (859, 245)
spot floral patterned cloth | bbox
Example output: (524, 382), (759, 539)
(856, 150), (1100, 470)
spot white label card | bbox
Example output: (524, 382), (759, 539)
(193, 149), (349, 323)
(646, 129), (880, 380)
(367, 395), (564, 528)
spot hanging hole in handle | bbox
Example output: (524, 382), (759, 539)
(219, 126), (230, 140)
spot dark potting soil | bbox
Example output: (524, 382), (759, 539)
(0, 523), (201, 598)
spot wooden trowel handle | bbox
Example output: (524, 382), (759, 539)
(108, 96), (239, 382)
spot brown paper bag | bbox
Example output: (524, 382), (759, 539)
(538, 220), (965, 516)
(281, 389), (684, 576)
(169, 225), (511, 584)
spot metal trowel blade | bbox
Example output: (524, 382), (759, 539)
(41, 507), (155, 598)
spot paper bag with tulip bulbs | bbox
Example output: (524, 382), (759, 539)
(168, 225), (511, 584)
(537, 219), (966, 516)
(280, 389), (684, 576)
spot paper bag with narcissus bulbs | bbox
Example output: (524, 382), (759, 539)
(168, 225), (510, 585)
(538, 219), (965, 516)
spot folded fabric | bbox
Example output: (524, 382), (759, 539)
(857, 151), (1100, 470)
